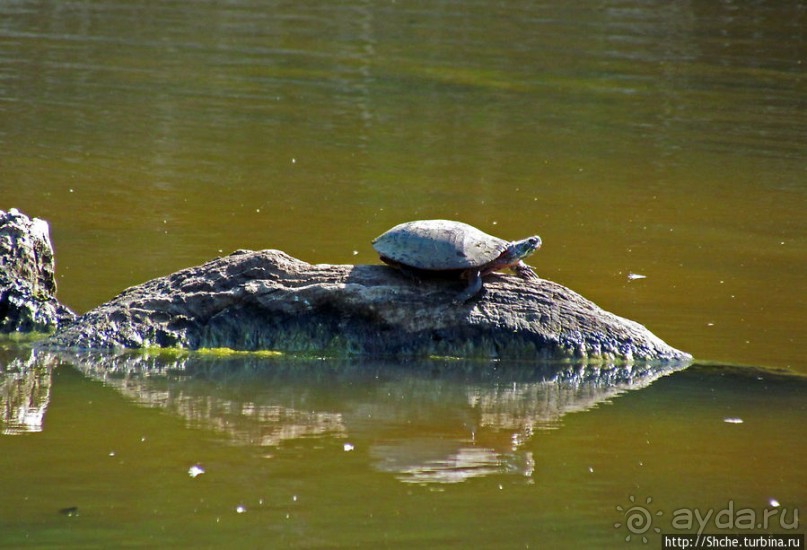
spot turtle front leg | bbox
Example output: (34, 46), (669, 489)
(513, 261), (540, 282)
(452, 270), (483, 305)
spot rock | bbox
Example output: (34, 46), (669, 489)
(0, 209), (75, 334)
(44, 249), (690, 362)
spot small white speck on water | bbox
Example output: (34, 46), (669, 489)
(188, 465), (205, 478)
(108, 451), (116, 457)
(769, 499), (780, 508)
(292, 495), (298, 502)
(352, 250), (358, 256)
(291, 158), (296, 164)
(724, 418), (743, 424)
(627, 272), (646, 281)
(343, 443), (355, 451)
(236, 505), (246, 514)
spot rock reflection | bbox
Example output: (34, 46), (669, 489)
(0, 349), (58, 434)
(62, 351), (348, 447)
(52, 351), (688, 484)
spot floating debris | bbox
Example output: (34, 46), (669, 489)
(769, 499), (780, 508)
(343, 443), (354, 452)
(59, 506), (79, 517)
(188, 465), (205, 478)
(627, 272), (647, 281)
(723, 418), (743, 424)
(236, 505), (247, 514)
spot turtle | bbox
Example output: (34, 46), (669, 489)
(372, 219), (542, 304)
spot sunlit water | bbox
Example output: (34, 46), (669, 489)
(1, 0), (805, 547)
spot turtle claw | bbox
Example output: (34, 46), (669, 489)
(513, 261), (540, 282)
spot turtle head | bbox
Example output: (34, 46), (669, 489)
(508, 235), (542, 261)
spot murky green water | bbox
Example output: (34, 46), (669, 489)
(1, 1), (805, 547)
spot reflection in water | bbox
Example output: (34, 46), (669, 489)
(371, 442), (535, 485)
(0, 350), (57, 435)
(51, 350), (688, 484)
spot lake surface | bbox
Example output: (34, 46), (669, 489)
(1, 0), (805, 547)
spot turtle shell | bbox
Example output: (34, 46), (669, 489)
(372, 220), (508, 271)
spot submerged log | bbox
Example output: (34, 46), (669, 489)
(0, 209), (75, 333)
(44, 249), (690, 362)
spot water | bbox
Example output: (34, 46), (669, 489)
(1, 349), (804, 547)
(1, 0), (805, 547)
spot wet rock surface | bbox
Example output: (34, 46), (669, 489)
(44, 248), (691, 362)
(0, 209), (74, 333)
